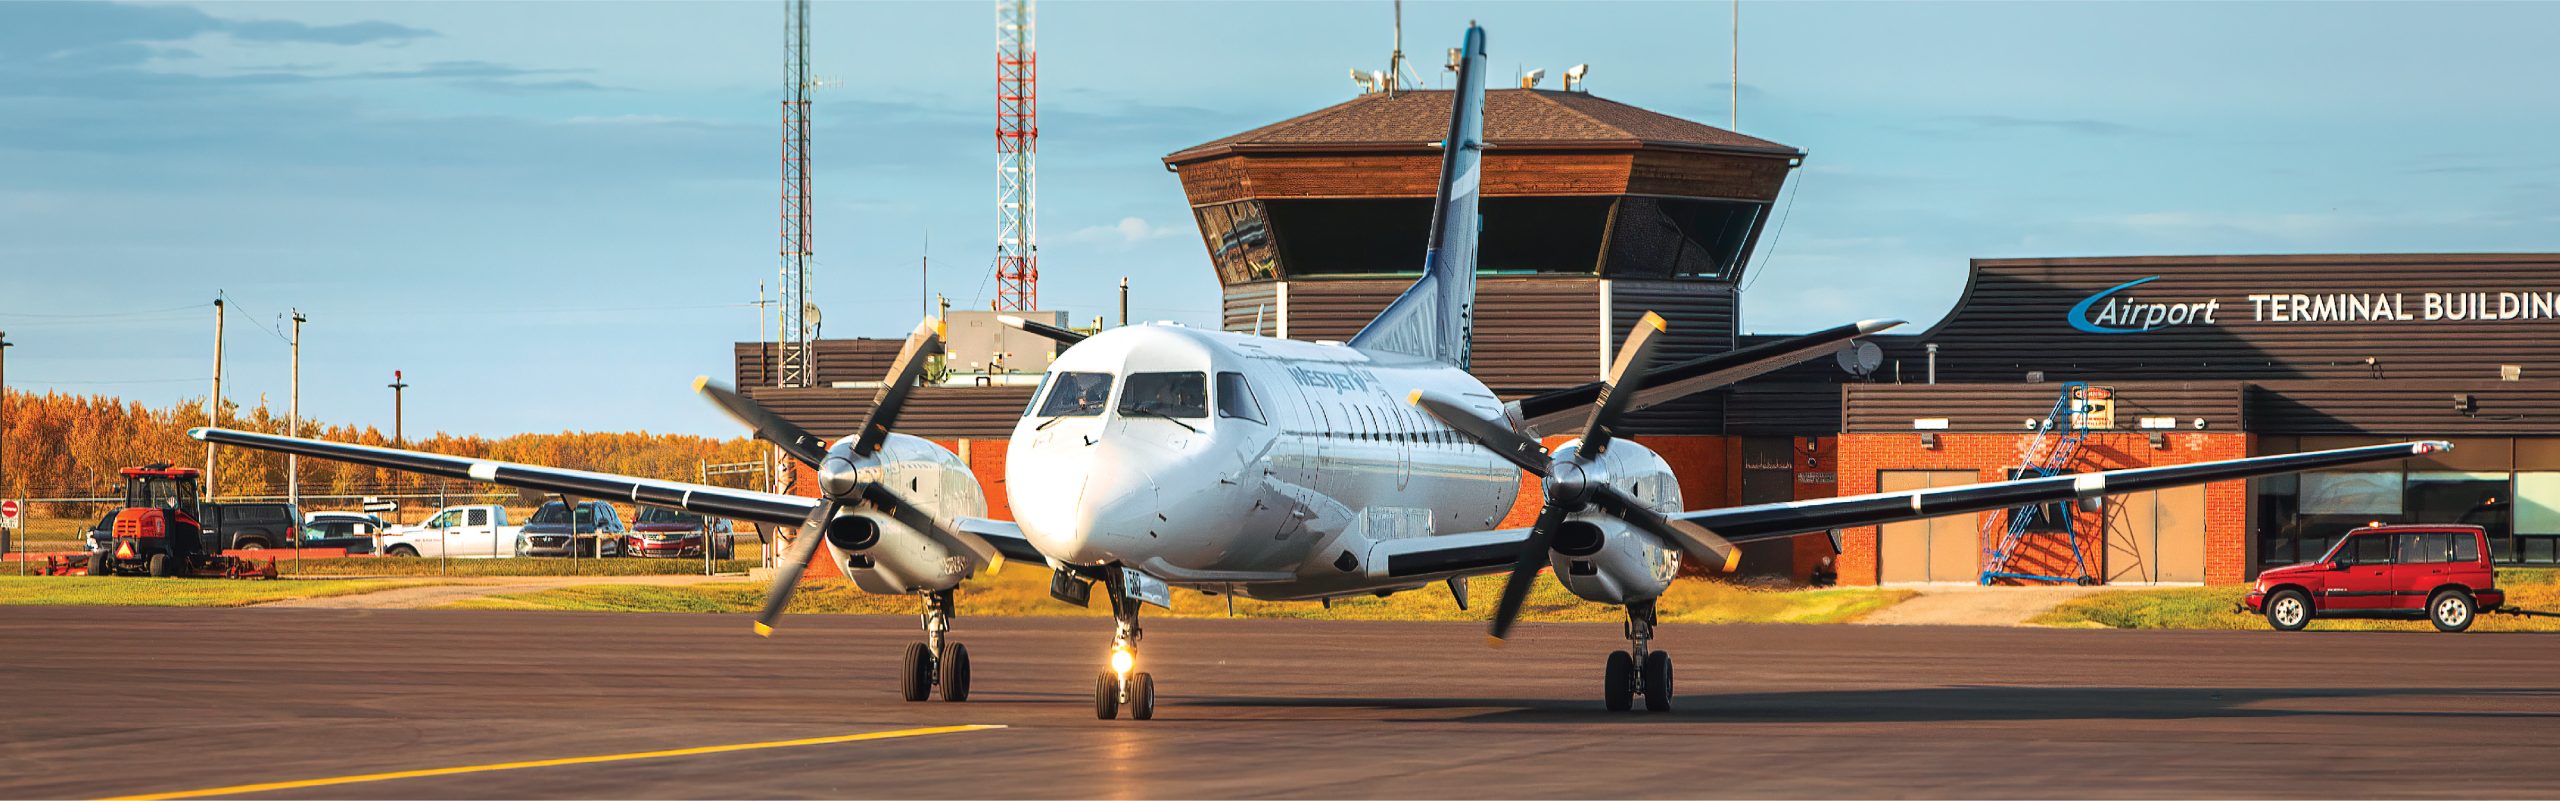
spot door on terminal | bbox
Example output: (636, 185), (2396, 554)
(2105, 484), (2206, 584)
(1878, 470), (1980, 583)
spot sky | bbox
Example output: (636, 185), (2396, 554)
(3, 1), (2555, 438)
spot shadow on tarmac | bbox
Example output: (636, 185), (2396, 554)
(1182, 686), (2560, 724)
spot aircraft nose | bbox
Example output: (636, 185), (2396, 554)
(1013, 442), (1161, 566)
(1068, 460), (1161, 562)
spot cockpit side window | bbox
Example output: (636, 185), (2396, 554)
(1021, 372), (1054, 417)
(1037, 372), (1115, 417)
(1119, 372), (1208, 419)
(1215, 372), (1265, 424)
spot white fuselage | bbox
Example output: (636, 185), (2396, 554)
(1005, 324), (1528, 599)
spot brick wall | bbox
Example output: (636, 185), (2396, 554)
(1835, 431), (2253, 586)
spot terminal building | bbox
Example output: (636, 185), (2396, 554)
(736, 85), (2560, 587)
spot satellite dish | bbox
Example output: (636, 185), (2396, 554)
(801, 302), (822, 328)
(1835, 341), (1883, 378)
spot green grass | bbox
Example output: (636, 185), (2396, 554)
(447, 568), (1912, 625)
(0, 575), (435, 608)
(274, 557), (758, 578)
(2033, 568), (2560, 632)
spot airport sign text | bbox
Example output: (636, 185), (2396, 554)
(2068, 276), (2560, 334)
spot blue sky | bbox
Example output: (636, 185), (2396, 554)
(3, 1), (2554, 437)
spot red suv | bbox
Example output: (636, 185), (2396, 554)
(2246, 525), (2504, 632)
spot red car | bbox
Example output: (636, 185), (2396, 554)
(2246, 524), (2504, 632)
(622, 507), (736, 559)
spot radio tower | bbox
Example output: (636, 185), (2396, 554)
(776, 0), (817, 387)
(993, 0), (1038, 311)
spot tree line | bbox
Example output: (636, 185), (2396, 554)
(1, 389), (768, 513)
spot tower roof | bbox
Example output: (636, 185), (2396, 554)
(1166, 89), (1798, 165)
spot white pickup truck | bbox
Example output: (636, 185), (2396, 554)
(378, 505), (522, 558)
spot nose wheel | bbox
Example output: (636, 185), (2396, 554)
(1093, 570), (1156, 720)
(901, 590), (971, 702)
(1603, 601), (1673, 713)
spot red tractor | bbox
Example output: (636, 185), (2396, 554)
(88, 465), (273, 579)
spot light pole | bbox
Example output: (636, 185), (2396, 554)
(207, 299), (225, 500)
(388, 370), (409, 448)
(289, 311), (305, 507)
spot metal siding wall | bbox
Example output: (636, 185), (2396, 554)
(1221, 282), (1281, 335)
(1611, 280), (1737, 434)
(733, 340), (904, 388)
(743, 385), (1036, 440)
(2247, 381), (2560, 435)
(1843, 382), (2247, 433)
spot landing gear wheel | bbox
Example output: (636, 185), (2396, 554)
(938, 643), (971, 702)
(2265, 589), (2311, 632)
(1094, 670), (1120, 720)
(87, 551), (109, 577)
(2429, 590), (2475, 633)
(1641, 651), (1674, 712)
(1603, 651), (1634, 712)
(146, 553), (171, 578)
(1129, 672), (1156, 720)
(899, 642), (934, 702)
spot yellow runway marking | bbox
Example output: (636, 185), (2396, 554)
(101, 724), (1004, 801)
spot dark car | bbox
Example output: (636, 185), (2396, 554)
(299, 512), (385, 555)
(206, 502), (303, 551)
(2245, 524), (2505, 632)
(622, 507), (736, 559)
(518, 500), (625, 558)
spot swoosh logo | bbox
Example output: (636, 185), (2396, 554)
(2067, 276), (2163, 334)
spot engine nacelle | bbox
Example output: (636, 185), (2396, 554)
(1545, 438), (1685, 605)
(822, 433), (992, 595)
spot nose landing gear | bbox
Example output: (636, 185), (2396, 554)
(1603, 600), (1672, 713)
(1094, 573), (1156, 720)
(901, 589), (971, 702)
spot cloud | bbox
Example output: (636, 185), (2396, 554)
(1064, 217), (1184, 247)
(0, 2), (434, 65)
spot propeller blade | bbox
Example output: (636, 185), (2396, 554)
(859, 482), (1002, 569)
(1410, 390), (1551, 477)
(852, 318), (945, 458)
(695, 377), (829, 468)
(1582, 311), (1668, 458)
(997, 314), (1088, 346)
(1590, 485), (1741, 572)
(1488, 503), (1571, 642)
(753, 500), (838, 636)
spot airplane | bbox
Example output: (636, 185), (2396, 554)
(192, 23), (2450, 721)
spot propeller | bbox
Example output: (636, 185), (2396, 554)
(1412, 311), (1742, 642)
(696, 318), (950, 636)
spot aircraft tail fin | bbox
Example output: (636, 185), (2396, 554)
(1348, 24), (1486, 367)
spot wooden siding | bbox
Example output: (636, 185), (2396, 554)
(733, 339), (904, 388)
(743, 385), (1036, 441)
(1625, 150), (1793, 201)
(2247, 380), (2560, 436)
(1220, 282), (1280, 336)
(1271, 277), (1605, 394)
(1175, 152), (1637, 205)
(1843, 382), (2247, 434)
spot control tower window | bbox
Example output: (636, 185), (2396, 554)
(1605, 196), (1764, 280)
(1196, 201), (1279, 284)
(1262, 197), (1613, 277)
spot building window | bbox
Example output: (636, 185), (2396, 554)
(2512, 472), (2560, 565)
(1196, 201), (1279, 284)
(1603, 196), (1765, 280)
(1257, 196), (1616, 278)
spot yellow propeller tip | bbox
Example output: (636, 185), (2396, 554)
(1406, 389), (1424, 405)
(1485, 635), (1507, 648)
(1642, 311), (1667, 331)
(691, 375), (710, 392)
(1723, 549), (1743, 573)
(753, 621), (773, 637)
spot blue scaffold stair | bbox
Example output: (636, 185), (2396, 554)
(1978, 381), (2099, 585)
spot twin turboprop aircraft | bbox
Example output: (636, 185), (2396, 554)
(194, 24), (2448, 720)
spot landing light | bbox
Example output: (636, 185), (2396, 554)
(1109, 645), (1134, 676)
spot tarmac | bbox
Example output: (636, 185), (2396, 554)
(5, 606), (2558, 799)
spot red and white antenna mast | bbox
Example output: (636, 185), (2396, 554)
(993, 0), (1038, 311)
(776, 0), (817, 387)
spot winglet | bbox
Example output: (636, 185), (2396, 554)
(753, 621), (773, 638)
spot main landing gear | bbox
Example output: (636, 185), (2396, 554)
(899, 589), (971, 702)
(1093, 572), (1156, 720)
(1603, 600), (1673, 713)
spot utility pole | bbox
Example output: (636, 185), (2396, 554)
(1, 331), (12, 507)
(388, 370), (409, 448)
(288, 310), (305, 507)
(207, 299), (225, 501)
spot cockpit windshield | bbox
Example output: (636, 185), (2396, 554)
(1118, 372), (1208, 419)
(1037, 372), (1115, 417)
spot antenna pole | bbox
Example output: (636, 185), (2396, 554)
(1731, 0), (1741, 130)
(777, 0), (817, 389)
(995, 0), (1040, 312)
(207, 298), (224, 501)
(1389, 0), (1405, 95)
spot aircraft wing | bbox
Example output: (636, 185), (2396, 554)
(1672, 441), (2449, 546)
(189, 427), (819, 528)
(1512, 319), (1901, 437)
(952, 516), (1048, 563)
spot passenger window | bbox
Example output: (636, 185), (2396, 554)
(1215, 372), (1265, 424)
(1118, 372), (1208, 419)
(2452, 533), (2480, 562)
(467, 509), (490, 527)
(1038, 372), (1116, 417)
(2351, 534), (2393, 565)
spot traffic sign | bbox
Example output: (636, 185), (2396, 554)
(361, 497), (399, 514)
(0, 499), (20, 530)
